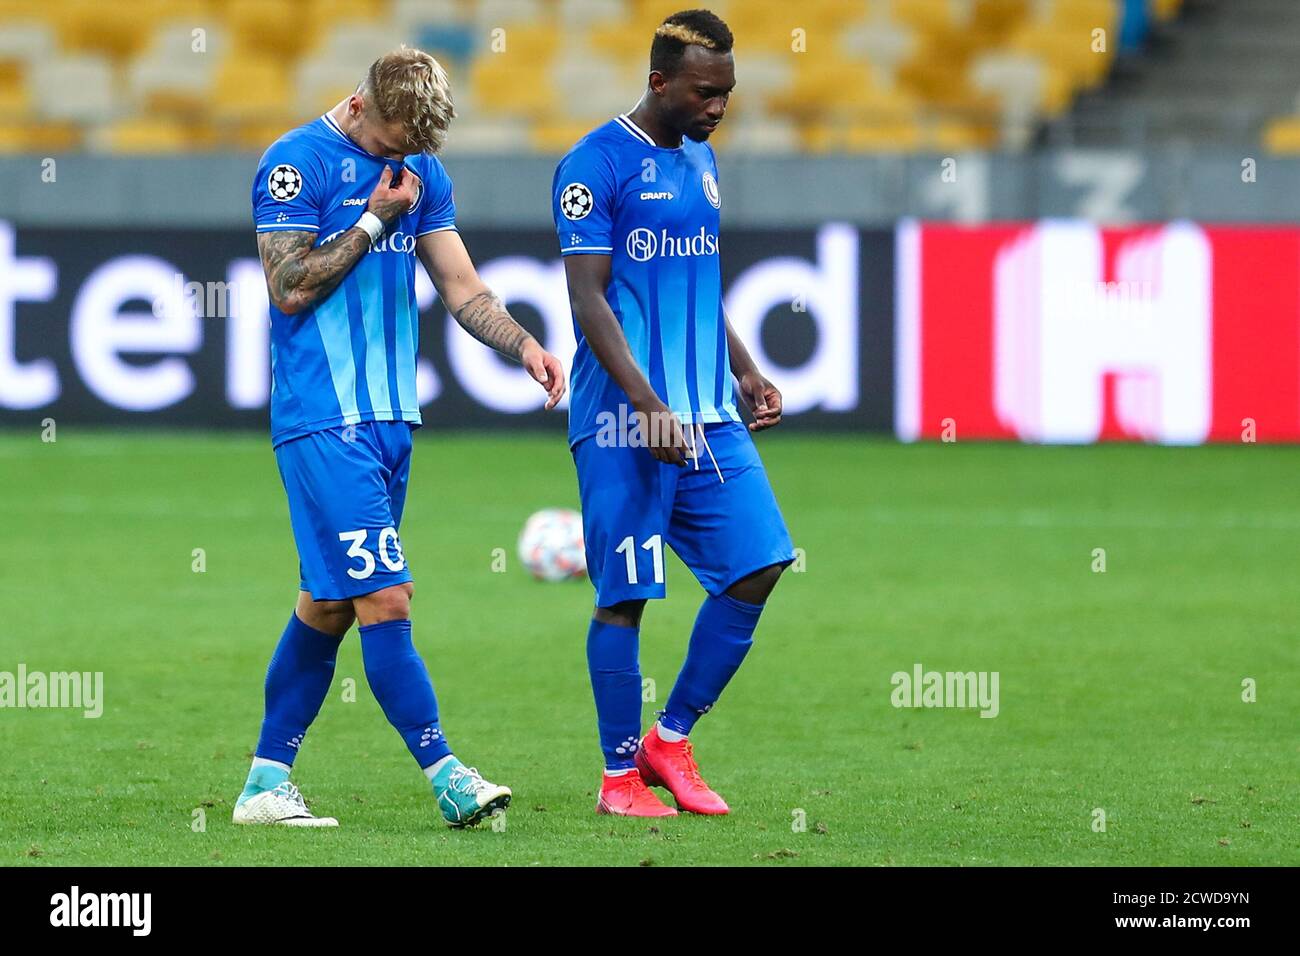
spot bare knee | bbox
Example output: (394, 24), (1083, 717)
(725, 563), (785, 605)
(353, 582), (413, 626)
(295, 592), (355, 637)
(593, 599), (646, 629)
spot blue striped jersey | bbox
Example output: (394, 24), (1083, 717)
(251, 112), (456, 446)
(552, 114), (740, 447)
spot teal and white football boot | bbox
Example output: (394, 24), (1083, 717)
(432, 759), (511, 828)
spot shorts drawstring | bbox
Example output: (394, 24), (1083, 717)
(695, 423), (725, 484)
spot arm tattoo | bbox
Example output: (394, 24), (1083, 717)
(452, 290), (533, 360)
(256, 228), (370, 314)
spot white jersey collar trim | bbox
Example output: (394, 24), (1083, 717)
(616, 114), (658, 147)
(321, 112), (350, 142)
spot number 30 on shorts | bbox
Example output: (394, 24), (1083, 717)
(338, 527), (406, 579)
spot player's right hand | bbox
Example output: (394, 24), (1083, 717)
(367, 165), (422, 225)
(635, 396), (690, 467)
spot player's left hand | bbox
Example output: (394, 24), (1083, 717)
(739, 371), (782, 431)
(522, 339), (567, 410)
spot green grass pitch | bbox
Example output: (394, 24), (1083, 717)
(0, 429), (1296, 866)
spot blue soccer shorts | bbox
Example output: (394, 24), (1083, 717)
(572, 420), (796, 607)
(274, 421), (415, 602)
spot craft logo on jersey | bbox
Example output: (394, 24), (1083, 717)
(626, 226), (720, 262)
(267, 164), (303, 202)
(560, 182), (594, 220)
(702, 171), (720, 209)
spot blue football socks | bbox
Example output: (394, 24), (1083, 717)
(254, 613), (344, 765)
(661, 593), (765, 737)
(359, 619), (452, 768)
(587, 619), (643, 771)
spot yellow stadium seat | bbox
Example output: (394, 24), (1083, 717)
(803, 115), (922, 153)
(0, 121), (80, 153)
(231, 118), (302, 151)
(923, 117), (998, 151)
(471, 58), (556, 116)
(1048, 0), (1118, 27)
(973, 0), (1032, 34)
(486, 24), (559, 62)
(889, 0), (962, 35)
(141, 85), (211, 120)
(768, 58), (885, 120)
(0, 124), (30, 152)
(49, 0), (156, 60)
(307, 0), (386, 26)
(589, 21), (652, 65)
(0, 58), (22, 88)
(822, 0), (878, 26)
(1264, 116), (1300, 155)
(468, 26), (559, 117)
(1007, 23), (1112, 89)
(146, 0), (215, 21)
(95, 117), (199, 153)
(0, 81), (26, 116)
(211, 57), (294, 123)
(845, 79), (922, 117)
(633, 0), (732, 26)
(532, 118), (606, 153)
(1041, 0), (1118, 70)
(898, 36), (968, 96)
(223, 0), (313, 60)
(843, 118), (923, 152)
(725, 4), (841, 54)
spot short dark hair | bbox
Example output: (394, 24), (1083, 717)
(650, 9), (733, 76)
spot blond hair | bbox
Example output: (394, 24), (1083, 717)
(654, 22), (721, 49)
(361, 45), (456, 154)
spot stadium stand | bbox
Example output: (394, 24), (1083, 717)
(0, 0), (1187, 154)
(1056, 0), (1300, 150)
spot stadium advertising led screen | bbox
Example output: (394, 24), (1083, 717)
(11, 216), (1300, 444)
(0, 221), (894, 431)
(896, 220), (1300, 443)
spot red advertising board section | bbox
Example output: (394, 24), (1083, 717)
(896, 221), (1300, 443)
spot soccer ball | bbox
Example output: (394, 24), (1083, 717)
(517, 508), (586, 582)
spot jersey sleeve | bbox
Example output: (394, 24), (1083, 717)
(553, 142), (617, 256)
(416, 155), (457, 236)
(252, 137), (325, 234)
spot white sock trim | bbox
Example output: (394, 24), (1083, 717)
(657, 722), (687, 743)
(424, 754), (457, 781)
(250, 757), (292, 774)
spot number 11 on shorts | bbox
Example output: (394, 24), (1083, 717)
(615, 534), (664, 585)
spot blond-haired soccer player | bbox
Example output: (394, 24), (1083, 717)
(234, 47), (566, 828)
